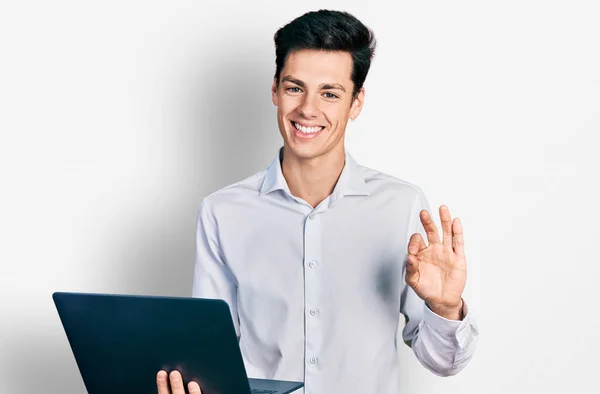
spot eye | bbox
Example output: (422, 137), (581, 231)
(286, 87), (302, 93)
(323, 92), (339, 99)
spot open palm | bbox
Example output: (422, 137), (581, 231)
(406, 205), (467, 319)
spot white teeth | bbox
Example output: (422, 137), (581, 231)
(294, 122), (323, 134)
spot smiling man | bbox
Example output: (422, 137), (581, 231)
(158, 9), (478, 394)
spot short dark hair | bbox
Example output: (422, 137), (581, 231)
(273, 9), (376, 99)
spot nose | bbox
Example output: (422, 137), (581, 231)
(297, 93), (320, 119)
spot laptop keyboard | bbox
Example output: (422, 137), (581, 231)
(250, 390), (278, 394)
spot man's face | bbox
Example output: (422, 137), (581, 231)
(272, 49), (364, 161)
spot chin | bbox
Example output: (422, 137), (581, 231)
(285, 144), (322, 160)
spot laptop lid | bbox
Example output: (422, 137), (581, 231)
(53, 291), (253, 394)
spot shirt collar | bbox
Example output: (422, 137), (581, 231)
(259, 147), (291, 196)
(259, 147), (370, 198)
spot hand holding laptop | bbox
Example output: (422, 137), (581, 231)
(157, 370), (201, 394)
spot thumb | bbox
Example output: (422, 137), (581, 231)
(405, 254), (420, 289)
(189, 381), (202, 394)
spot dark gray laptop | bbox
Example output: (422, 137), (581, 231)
(53, 292), (304, 394)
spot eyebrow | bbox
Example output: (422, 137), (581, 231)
(281, 75), (346, 92)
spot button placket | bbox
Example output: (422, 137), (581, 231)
(303, 211), (323, 393)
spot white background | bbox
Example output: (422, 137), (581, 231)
(1, 1), (599, 393)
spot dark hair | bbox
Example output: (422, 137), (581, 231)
(273, 9), (376, 99)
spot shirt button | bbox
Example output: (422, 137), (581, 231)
(309, 214), (315, 220)
(309, 309), (317, 316)
(309, 357), (318, 364)
(308, 261), (317, 268)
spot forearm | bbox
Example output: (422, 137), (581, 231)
(407, 300), (479, 376)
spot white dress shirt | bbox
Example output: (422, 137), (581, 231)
(192, 148), (479, 394)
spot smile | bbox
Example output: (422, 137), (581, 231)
(291, 121), (325, 134)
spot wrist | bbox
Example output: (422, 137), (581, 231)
(427, 299), (464, 321)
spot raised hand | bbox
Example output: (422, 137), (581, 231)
(405, 205), (467, 320)
(157, 370), (202, 394)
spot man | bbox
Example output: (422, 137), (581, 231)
(158, 9), (478, 394)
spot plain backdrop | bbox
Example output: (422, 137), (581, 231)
(1, 1), (599, 393)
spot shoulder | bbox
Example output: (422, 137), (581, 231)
(358, 163), (426, 201)
(199, 169), (267, 215)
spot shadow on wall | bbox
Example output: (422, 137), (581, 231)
(113, 38), (281, 298)
(7, 40), (281, 394)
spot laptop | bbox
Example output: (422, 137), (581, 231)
(53, 292), (304, 394)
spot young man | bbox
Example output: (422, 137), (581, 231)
(158, 9), (478, 394)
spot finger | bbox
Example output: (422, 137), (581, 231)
(407, 232), (427, 255)
(452, 217), (465, 257)
(157, 370), (170, 394)
(405, 254), (420, 288)
(189, 381), (202, 394)
(439, 205), (453, 248)
(169, 370), (186, 394)
(420, 209), (440, 244)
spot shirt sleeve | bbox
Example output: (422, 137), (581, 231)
(191, 198), (240, 338)
(399, 189), (479, 376)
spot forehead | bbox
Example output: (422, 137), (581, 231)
(282, 49), (353, 85)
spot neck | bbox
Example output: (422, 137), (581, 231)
(281, 146), (346, 208)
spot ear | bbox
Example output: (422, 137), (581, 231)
(272, 77), (279, 106)
(349, 87), (365, 120)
